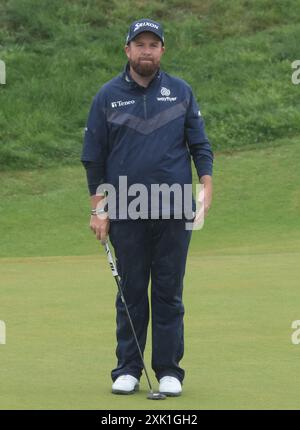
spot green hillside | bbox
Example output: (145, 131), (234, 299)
(1, 0), (300, 169)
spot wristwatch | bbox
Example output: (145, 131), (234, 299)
(91, 208), (107, 216)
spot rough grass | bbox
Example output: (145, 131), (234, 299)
(1, 0), (300, 169)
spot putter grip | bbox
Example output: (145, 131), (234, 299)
(104, 242), (119, 277)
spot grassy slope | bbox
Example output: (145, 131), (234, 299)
(1, 0), (300, 169)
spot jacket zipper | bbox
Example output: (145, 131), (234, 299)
(143, 94), (147, 120)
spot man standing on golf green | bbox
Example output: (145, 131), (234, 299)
(81, 18), (213, 396)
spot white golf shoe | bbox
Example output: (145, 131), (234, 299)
(159, 376), (182, 397)
(112, 375), (139, 395)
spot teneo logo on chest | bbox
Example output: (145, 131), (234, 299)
(111, 100), (135, 108)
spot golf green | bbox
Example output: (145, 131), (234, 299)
(0, 250), (300, 409)
(1, 141), (300, 409)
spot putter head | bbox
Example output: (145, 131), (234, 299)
(147, 392), (166, 400)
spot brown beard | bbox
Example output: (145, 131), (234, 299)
(129, 58), (160, 77)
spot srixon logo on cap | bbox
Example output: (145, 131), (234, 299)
(134, 21), (159, 32)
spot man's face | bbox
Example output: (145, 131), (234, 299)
(125, 32), (165, 77)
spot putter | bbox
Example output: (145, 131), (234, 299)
(102, 240), (166, 400)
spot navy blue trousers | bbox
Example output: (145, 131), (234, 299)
(109, 219), (192, 383)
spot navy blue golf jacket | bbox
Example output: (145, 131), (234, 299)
(81, 62), (213, 220)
